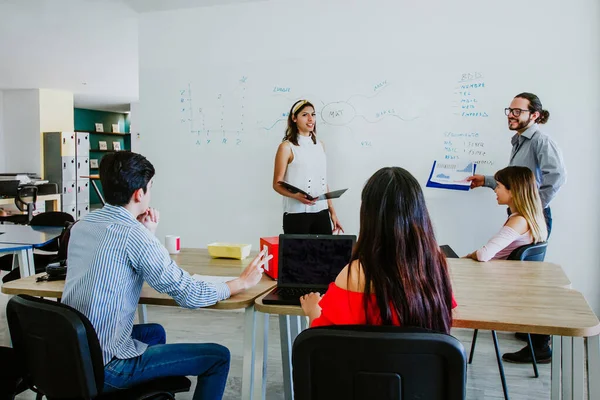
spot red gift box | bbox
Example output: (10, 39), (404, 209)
(260, 236), (279, 280)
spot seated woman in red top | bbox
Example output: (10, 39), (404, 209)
(300, 167), (457, 333)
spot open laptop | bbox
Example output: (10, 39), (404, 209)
(440, 244), (459, 258)
(263, 234), (356, 306)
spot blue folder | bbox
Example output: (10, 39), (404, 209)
(425, 161), (477, 191)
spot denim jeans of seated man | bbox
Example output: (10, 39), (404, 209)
(103, 323), (230, 400)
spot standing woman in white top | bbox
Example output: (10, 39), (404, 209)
(272, 99), (343, 234)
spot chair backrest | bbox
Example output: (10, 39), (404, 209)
(56, 220), (77, 261)
(6, 295), (105, 399)
(30, 211), (75, 227)
(292, 325), (467, 400)
(15, 185), (38, 213)
(30, 212), (76, 252)
(507, 242), (548, 262)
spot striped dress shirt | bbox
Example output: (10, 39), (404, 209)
(62, 205), (231, 365)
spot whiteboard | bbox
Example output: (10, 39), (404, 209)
(137, 0), (600, 313)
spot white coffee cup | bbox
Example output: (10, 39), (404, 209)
(165, 235), (181, 254)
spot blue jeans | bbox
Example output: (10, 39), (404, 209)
(543, 207), (552, 239)
(104, 324), (230, 400)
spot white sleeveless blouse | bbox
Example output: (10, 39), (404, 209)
(282, 135), (329, 214)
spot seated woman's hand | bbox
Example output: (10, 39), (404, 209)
(300, 292), (322, 318)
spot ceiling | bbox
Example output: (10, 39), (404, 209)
(0, 0), (263, 112)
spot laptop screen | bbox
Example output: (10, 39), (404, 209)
(278, 234), (356, 287)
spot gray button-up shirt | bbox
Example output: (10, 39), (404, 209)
(484, 123), (566, 208)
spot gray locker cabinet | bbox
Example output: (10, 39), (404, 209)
(77, 203), (90, 220)
(44, 131), (91, 220)
(77, 181), (90, 204)
(76, 132), (90, 155)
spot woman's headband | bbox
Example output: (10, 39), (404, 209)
(292, 100), (309, 114)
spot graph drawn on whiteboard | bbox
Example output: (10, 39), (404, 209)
(178, 76), (248, 147)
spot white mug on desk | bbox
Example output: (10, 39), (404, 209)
(165, 235), (181, 254)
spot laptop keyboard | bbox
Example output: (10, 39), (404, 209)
(272, 287), (326, 297)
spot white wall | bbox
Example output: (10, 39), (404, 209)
(0, 0), (138, 110)
(0, 91), (4, 171)
(2, 90), (42, 174)
(1, 89), (74, 176)
(139, 0), (600, 314)
(39, 89), (74, 133)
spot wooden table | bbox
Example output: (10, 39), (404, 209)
(253, 258), (599, 400)
(2, 248), (276, 400)
(448, 258), (571, 289)
(0, 193), (61, 212)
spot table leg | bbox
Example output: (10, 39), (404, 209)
(587, 335), (600, 400)
(551, 335), (561, 400)
(562, 336), (573, 400)
(137, 304), (148, 324)
(26, 249), (35, 276)
(90, 180), (106, 206)
(252, 312), (269, 400)
(300, 315), (308, 331)
(279, 315), (294, 400)
(571, 337), (584, 399)
(242, 306), (257, 400)
(15, 249), (30, 277)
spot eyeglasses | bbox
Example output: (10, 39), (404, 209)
(504, 108), (531, 117)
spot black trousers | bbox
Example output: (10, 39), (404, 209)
(507, 206), (553, 349)
(282, 210), (332, 234)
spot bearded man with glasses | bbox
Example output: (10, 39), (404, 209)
(467, 92), (567, 364)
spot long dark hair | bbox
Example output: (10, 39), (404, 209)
(283, 99), (317, 145)
(515, 92), (549, 124)
(350, 167), (454, 334)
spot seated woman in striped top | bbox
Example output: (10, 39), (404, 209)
(466, 166), (548, 262)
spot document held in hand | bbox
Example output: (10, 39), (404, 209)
(426, 161), (477, 191)
(278, 181), (347, 201)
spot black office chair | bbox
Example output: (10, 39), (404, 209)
(468, 242), (548, 399)
(0, 212), (75, 284)
(292, 325), (467, 400)
(0, 346), (27, 399)
(7, 294), (191, 400)
(0, 185), (38, 225)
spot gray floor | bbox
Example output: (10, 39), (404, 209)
(1, 291), (552, 399)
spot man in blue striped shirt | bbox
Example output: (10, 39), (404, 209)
(63, 151), (269, 399)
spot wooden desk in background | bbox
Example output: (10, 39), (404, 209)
(0, 224), (63, 277)
(253, 258), (598, 400)
(1, 248), (275, 400)
(0, 193), (61, 212)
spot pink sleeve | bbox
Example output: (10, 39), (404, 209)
(476, 226), (521, 262)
